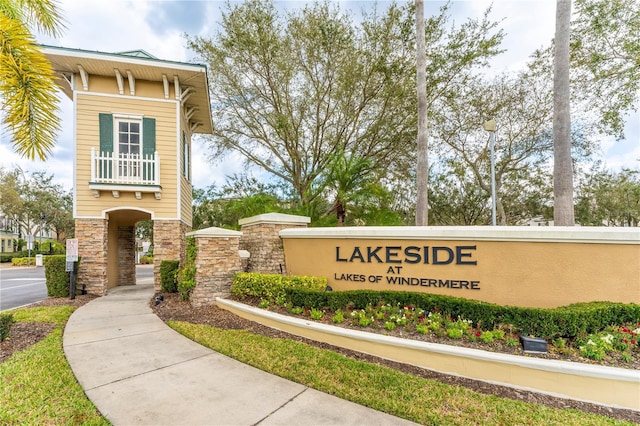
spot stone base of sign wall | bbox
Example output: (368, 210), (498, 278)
(188, 227), (243, 308)
(239, 213), (310, 274)
(217, 298), (640, 412)
(75, 218), (108, 295)
(153, 220), (190, 292)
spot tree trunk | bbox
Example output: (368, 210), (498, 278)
(496, 197), (507, 225)
(335, 200), (345, 227)
(415, 0), (429, 225)
(553, 0), (575, 226)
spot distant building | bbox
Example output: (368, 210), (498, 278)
(0, 215), (18, 253)
(0, 212), (56, 252)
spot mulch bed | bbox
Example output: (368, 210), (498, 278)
(1, 292), (638, 424)
(0, 294), (98, 363)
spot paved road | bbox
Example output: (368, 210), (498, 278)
(0, 266), (47, 311)
(0, 264), (155, 311)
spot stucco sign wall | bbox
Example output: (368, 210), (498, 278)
(280, 226), (640, 309)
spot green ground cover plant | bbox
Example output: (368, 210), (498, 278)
(284, 289), (640, 339)
(577, 325), (640, 362)
(273, 300), (640, 365)
(176, 236), (197, 300)
(169, 321), (632, 425)
(231, 277), (640, 365)
(0, 306), (108, 425)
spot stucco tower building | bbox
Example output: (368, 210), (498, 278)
(43, 46), (213, 294)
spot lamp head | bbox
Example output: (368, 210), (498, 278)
(483, 119), (497, 132)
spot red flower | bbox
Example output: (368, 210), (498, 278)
(475, 331), (481, 337)
(622, 339), (628, 343)
(632, 340), (637, 345)
(434, 307), (439, 312)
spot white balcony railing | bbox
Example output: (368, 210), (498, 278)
(91, 148), (160, 185)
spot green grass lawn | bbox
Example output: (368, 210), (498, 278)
(1, 305), (634, 425)
(170, 321), (634, 426)
(0, 307), (109, 425)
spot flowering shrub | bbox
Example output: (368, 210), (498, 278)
(257, 297), (639, 364)
(577, 323), (639, 361)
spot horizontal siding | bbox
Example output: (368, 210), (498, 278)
(75, 93), (179, 218)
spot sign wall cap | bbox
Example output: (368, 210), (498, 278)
(186, 227), (242, 238)
(239, 213), (311, 226)
(279, 226), (640, 244)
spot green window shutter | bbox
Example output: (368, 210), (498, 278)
(98, 113), (113, 153)
(142, 117), (156, 156)
(182, 131), (186, 176)
(142, 117), (156, 181)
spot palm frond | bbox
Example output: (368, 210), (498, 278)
(0, 13), (60, 160)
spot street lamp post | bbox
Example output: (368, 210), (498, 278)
(39, 214), (47, 249)
(483, 119), (497, 226)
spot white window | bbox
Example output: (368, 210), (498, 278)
(115, 117), (142, 177)
(182, 131), (191, 182)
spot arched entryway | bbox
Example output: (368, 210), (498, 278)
(105, 209), (152, 290)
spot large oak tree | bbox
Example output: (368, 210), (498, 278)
(188, 0), (503, 212)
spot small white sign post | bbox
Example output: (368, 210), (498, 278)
(26, 235), (34, 265)
(66, 238), (79, 299)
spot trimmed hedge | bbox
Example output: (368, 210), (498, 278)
(232, 272), (327, 305)
(43, 255), (80, 297)
(0, 313), (14, 342)
(1, 244), (65, 263)
(160, 260), (180, 293)
(1, 252), (24, 263)
(11, 257), (36, 266)
(284, 289), (640, 340)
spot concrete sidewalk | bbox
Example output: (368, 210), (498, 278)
(63, 281), (418, 426)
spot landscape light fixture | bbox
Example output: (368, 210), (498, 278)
(483, 119), (497, 226)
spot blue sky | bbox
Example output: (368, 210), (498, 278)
(0, 0), (638, 190)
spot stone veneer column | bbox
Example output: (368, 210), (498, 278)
(153, 220), (190, 292)
(239, 213), (310, 274)
(189, 227), (243, 307)
(75, 218), (108, 295)
(117, 226), (135, 286)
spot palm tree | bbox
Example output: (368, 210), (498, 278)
(323, 150), (373, 226)
(552, 0), (575, 225)
(0, 0), (64, 160)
